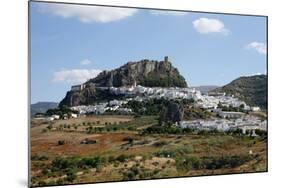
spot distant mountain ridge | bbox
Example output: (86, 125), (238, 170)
(59, 57), (187, 107)
(212, 75), (267, 109)
(31, 102), (58, 116)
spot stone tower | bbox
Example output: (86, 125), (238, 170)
(164, 56), (169, 63)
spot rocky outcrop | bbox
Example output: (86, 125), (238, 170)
(159, 101), (184, 125)
(59, 83), (97, 107)
(87, 56), (187, 88)
(59, 57), (188, 107)
(59, 83), (124, 107)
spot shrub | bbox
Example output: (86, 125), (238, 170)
(123, 137), (134, 144)
(58, 140), (65, 145)
(46, 124), (53, 130)
(31, 155), (49, 161)
(41, 169), (51, 176)
(116, 154), (130, 162)
(51, 157), (73, 170)
(108, 155), (115, 163)
(255, 129), (267, 137)
(38, 181), (47, 186)
(65, 169), (77, 182)
(153, 140), (168, 147)
(77, 157), (101, 169)
(124, 171), (135, 180)
(123, 166), (141, 180)
(128, 126), (135, 131)
(155, 150), (176, 158)
(56, 178), (64, 185)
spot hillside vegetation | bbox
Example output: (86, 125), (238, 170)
(213, 75), (267, 109)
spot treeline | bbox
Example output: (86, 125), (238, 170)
(183, 107), (212, 120)
(124, 98), (169, 115)
(176, 154), (256, 172)
(125, 98), (194, 116)
(217, 103), (246, 113)
(44, 106), (77, 117)
(142, 125), (193, 135)
(142, 125), (267, 138)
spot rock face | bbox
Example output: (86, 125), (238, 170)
(59, 57), (187, 107)
(59, 83), (97, 107)
(213, 75), (267, 109)
(59, 83), (123, 107)
(159, 101), (184, 125)
(87, 56), (187, 88)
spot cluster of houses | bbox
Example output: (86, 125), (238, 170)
(100, 85), (202, 101)
(179, 115), (267, 135)
(70, 100), (132, 115)
(67, 84), (262, 118)
(34, 113), (78, 121)
(97, 85), (261, 112)
(195, 93), (252, 110)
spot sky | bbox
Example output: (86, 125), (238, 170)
(30, 2), (267, 103)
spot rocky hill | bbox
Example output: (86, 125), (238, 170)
(59, 83), (124, 107)
(87, 56), (187, 88)
(59, 57), (187, 107)
(159, 101), (184, 125)
(212, 75), (267, 109)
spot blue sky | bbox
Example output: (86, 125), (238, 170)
(30, 2), (267, 103)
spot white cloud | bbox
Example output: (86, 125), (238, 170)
(192, 18), (229, 35)
(244, 72), (268, 77)
(39, 4), (137, 23)
(246, 42), (267, 55)
(80, 59), (92, 65)
(150, 10), (188, 16)
(248, 72), (262, 76)
(52, 69), (101, 84)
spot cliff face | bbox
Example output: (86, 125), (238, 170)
(59, 83), (124, 107)
(59, 57), (188, 107)
(87, 57), (187, 88)
(59, 83), (97, 107)
(159, 101), (184, 125)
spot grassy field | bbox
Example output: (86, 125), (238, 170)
(30, 115), (267, 187)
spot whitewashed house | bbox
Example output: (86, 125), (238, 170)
(71, 113), (78, 118)
(251, 106), (261, 111)
(51, 115), (60, 120)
